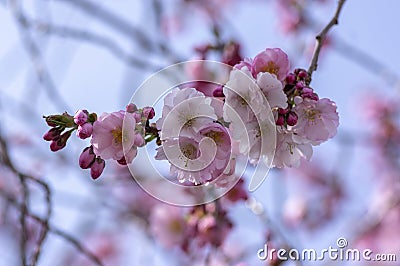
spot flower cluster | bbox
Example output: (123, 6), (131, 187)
(43, 47), (339, 184)
(43, 104), (156, 179)
(149, 179), (247, 253)
(155, 87), (235, 185)
(223, 48), (339, 168)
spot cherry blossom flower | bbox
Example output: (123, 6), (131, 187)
(273, 130), (312, 168)
(223, 67), (264, 123)
(155, 123), (232, 185)
(252, 48), (290, 81)
(157, 88), (217, 138)
(149, 204), (188, 248)
(256, 71), (288, 109)
(293, 97), (339, 144)
(91, 111), (139, 164)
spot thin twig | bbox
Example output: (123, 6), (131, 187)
(0, 188), (104, 266)
(0, 133), (29, 265)
(28, 20), (161, 71)
(10, 0), (71, 112)
(53, 0), (182, 62)
(0, 132), (53, 266)
(307, 0), (347, 81)
(246, 196), (303, 266)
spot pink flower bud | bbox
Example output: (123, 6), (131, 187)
(76, 123), (93, 139)
(302, 87), (313, 94)
(285, 73), (296, 84)
(74, 110), (88, 126)
(133, 133), (145, 147)
(142, 107), (155, 119)
(278, 108), (288, 115)
(90, 158), (105, 180)
(222, 42), (242, 66)
(49, 131), (71, 152)
(133, 112), (142, 123)
(301, 87), (319, 101)
(117, 156), (127, 165)
(298, 70), (308, 79)
(50, 140), (65, 152)
(295, 81), (304, 90)
(276, 114), (285, 126)
(212, 86), (224, 97)
(286, 111), (298, 126)
(79, 146), (96, 169)
(126, 103), (138, 113)
(43, 127), (62, 141)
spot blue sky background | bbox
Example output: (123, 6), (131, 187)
(0, 0), (399, 265)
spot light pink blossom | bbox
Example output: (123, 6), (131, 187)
(273, 130), (313, 168)
(149, 204), (187, 248)
(155, 123), (232, 184)
(91, 111), (139, 163)
(156, 88), (216, 138)
(256, 72), (288, 109)
(294, 97), (339, 144)
(252, 48), (290, 81)
(223, 67), (264, 123)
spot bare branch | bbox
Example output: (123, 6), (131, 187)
(0, 132), (29, 265)
(307, 0), (347, 81)
(0, 189), (104, 266)
(53, 0), (182, 62)
(9, 0), (72, 112)
(28, 20), (161, 71)
(0, 132), (53, 266)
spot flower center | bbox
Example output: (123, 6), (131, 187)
(168, 220), (182, 234)
(304, 109), (321, 122)
(111, 128), (123, 144)
(181, 143), (198, 160)
(261, 61), (279, 76)
(286, 142), (295, 155)
(204, 130), (225, 145)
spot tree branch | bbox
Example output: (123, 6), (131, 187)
(10, 0), (72, 112)
(28, 20), (162, 71)
(0, 188), (104, 266)
(0, 133), (53, 266)
(307, 0), (347, 81)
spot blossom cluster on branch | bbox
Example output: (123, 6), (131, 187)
(43, 48), (339, 187)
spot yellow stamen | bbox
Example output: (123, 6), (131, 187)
(261, 61), (280, 76)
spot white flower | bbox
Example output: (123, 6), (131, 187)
(223, 67), (265, 123)
(273, 130), (313, 168)
(256, 72), (288, 109)
(156, 88), (217, 139)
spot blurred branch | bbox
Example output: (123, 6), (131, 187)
(10, 0), (72, 112)
(53, 0), (181, 62)
(27, 19), (162, 71)
(308, 0), (346, 81)
(0, 188), (104, 266)
(246, 196), (303, 266)
(333, 36), (400, 91)
(0, 132), (53, 266)
(305, 11), (400, 92)
(53, 0), (153, 50)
